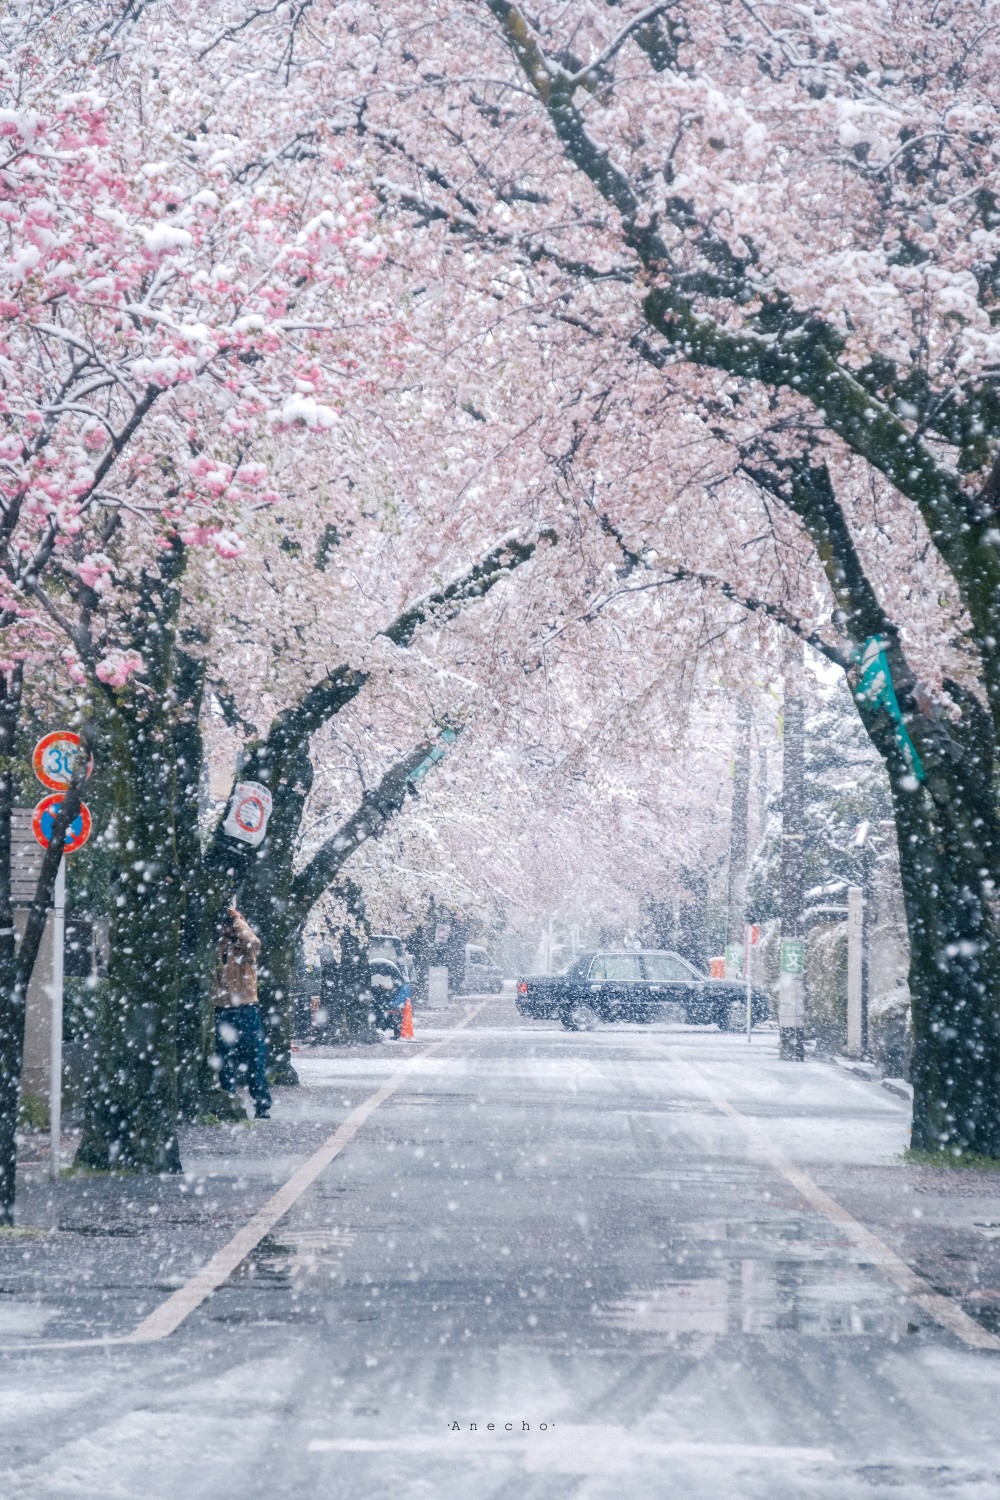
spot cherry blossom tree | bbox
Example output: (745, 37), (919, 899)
(8, 0), (997, 1209)
(0, 0), (400, 1195)
(226, 0), (1000, 1157)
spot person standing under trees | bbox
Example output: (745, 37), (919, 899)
(213, 908), (272, 1120)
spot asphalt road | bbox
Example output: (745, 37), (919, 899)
(4, 998), (1000, 1499)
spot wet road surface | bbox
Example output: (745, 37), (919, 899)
(3, 999), (1000, 1498)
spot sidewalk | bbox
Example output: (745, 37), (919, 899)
(2, 1041), (415, 1347)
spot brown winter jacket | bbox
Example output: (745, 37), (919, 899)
(212, 912), (261, 1008)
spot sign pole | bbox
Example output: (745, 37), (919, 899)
(49, 856), (65, 1181)
(745, 923), (752, 1044)
(846, 885), (863, 1058)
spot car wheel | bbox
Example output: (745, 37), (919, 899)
(561, 1003), (601, 1031)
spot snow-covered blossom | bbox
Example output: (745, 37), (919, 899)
(95, 650), (144, 688)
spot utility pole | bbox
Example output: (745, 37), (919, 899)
(757, 744), (768, 829)
(853, 819), (874, 1057)
(725, 699), (752, 978)
(779, 647), (806, 1061)
(846, 885), (863, 1057)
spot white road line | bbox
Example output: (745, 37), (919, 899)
(668, 1046), (1000, 1354)
(7, 1004), (489, 1353)
(308, 1431), (835, 1467)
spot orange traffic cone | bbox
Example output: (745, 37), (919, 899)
(400, 997), (415, 1040)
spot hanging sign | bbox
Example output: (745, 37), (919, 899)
(780, 938), (805, 975)
(854, 638), (925, 783)
(32, 731), (93, 792)
(407, 726), (459, 786)
(32, 795), (92, 854)
(724, 941), (743, 975)
(223, 781), (273, 847)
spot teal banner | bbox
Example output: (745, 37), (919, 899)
(854, 637), (925, 783)
(407, 725), (459, 785)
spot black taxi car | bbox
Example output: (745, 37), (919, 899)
(516, 948), (770, 1031)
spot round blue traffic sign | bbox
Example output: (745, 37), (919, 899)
(32, 795), (92, 853)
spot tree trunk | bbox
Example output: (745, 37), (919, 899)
(0, 668), (22, 1222)
(888, 693), (1000, 1156)
(77, 697), (183, 1172)
(236, 745), (314, 1086)
(169, 646), (246, 1121)
(259, 916), (301, 1073)
(239, 732), (450, 1065)
(749, 458), (1000, 1148)
(76, 547), (188, 1172)
(339, 880), (378, 1042)
(171, 642), (221, 1121)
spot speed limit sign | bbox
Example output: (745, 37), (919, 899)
(32, 731), (93, 792)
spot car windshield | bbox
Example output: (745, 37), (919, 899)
(591, 953), (643, 981)
(644, 953), (694, 982)
(368, 942), (400, 965)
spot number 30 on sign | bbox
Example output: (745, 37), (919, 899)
(32, 731), (93, 792)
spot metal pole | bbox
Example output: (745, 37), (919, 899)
(49, 856), (65, 1181)
(847, 885), (863, 1057)
(726, 700), (751, 978)
(861, 842), (873, 1057)
(852, 820), (873, 1058)
(745, 923), (752, 1044)
(779, 645), (806, 1061)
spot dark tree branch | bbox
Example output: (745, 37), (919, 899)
(290, 732), (455, 914)
(486, 2), (1000, 724)
(739, 456), (888, 647)
(208, 528), (553, 872)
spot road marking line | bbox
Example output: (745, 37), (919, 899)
(668, 1047), (1000, 1354)
(124, 1004), (489, 1343)
(6, 1004), (489, 1353)
(308, 1432), (835, 1465)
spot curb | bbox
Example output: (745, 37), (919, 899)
(881, 1077), (914, 1101)
(819, 1051), (913, 1104)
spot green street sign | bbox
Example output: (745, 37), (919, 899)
(854, 636), (925, 783)
(780, 939), (805, 975)
(724, 942), (743, 973)
(407, 725), (459, 785)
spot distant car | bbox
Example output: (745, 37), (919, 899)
(516, 948), (770, 1031)
(461, 943), (505, 994)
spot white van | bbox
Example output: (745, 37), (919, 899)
(462, 943), (505, 994)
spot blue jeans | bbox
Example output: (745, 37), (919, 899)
(215, 1004), (272, 1112)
